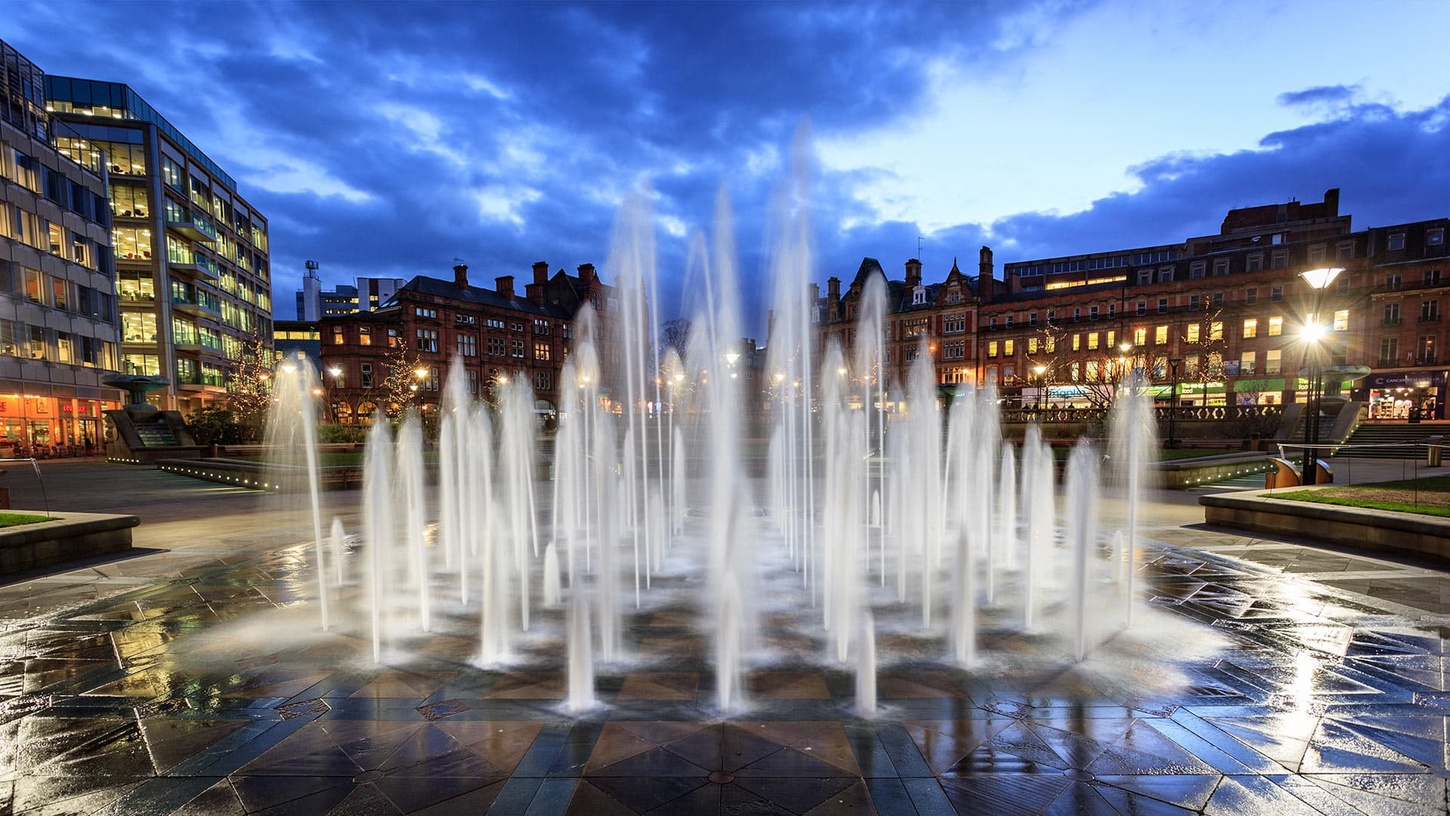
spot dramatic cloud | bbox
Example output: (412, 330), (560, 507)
(7, 0), (1450, 335)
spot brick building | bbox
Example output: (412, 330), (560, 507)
(815, 189), (1450, 419)
(319, 262), (610, 425)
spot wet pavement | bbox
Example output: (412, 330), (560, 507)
(0, 459), (1448, 814)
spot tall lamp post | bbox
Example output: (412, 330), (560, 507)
(1032, 364), (1048, 411)
(326, 365), (342, 423)
(1299, 267), (1344, 485)
(1167, 357), (1183, 448)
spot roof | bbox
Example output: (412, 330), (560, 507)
(394, 275), (573, 319)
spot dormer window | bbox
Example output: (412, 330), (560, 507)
(912, 286), (926, 305)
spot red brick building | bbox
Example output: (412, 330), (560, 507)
(814, 189), (1450, 419)
(319, 262), (611, 424)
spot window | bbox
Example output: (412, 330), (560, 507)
(456, 314), (477, 325)
(534, 341), (551, 361)
(1271, 251), (1287, 269)
(534, 318), (551, 335)
(1154, 325), (1168, 345)
(1243, 319), (1257, 339)
(1073, 308), (1081, 322)
(1137, 270), (1152, 285)
(1379, 337), (1399, 365)
(1308, 244), (1326, 263)
(1028, 313), (1039, 327)
(1212, 293), (1224, 308)
(943, 314), (966, 334)
(1386, 273), (1402, 290)
(1188, 294), (1201, 310)
(1026, 337), (1038, 354)
(535, 371), (552, 391)
(510, 339), (524, 358)
(1429, 228), (1445, 247)
(1157, 298), (1168, 314)
(1190, 261), (1205, 279)
(1383, 303), (1401, 325)
(488, 337), (506, 356)
(1213, 259), (1229, 276)
(1266, 349), (1282, 375)
(1333, 309), (1349, 331)
(1209, 321), (1224, 341)
(1337, 241), (1355, 260)
(1427, 269), (1442, 286)
(1071, 334), (1081, 351)
(1136, 301), (1146, 316)
(1421, 300), (1440, 322)
(987, 341), (998, 358)
(1245, 288), (1258, 305)
(1003, 339), (1015, 356)
(1419, 335), (1437, 364)
(1388, 233), (1406, 251)
(1133, 327), (1146, 346)
(1089, 306), (1099, 320)
(360, 362), (373, 389)
(1239, 351), (1256, 376)
(332, 326), (344, 345)
(1271, 285), (1283, 302)
(416, 328), (438, 352)
(457, 334), (477, 357)
(358, 326), (372, 345)
(1246, 254), (1263, 272)
(1087, 332), (1099, 351)
(415, 306), (438, 319)
(1186, 324), (1200, 343)
(387, 328), (400, 348)
(1269, 316), (1284, 336)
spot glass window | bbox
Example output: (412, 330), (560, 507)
(1333, 309), (1349, 331)
(1210, 321), (1224, 341)
(1388, 233), (1406, 251)
(1154, 325), (1168, 345)
(1242, 319), (1257, 339)
(1239, 351), (1256, 375)
(1266, 349), (1281, 375)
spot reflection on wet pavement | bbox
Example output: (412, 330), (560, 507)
(0, 526), (1447, 814)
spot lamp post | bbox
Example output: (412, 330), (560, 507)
(1167, 357), (1183, 448)
(1032, 363), (1047, 411)
(326, 365), (342, 423)
(1298, 267), (1343, 484)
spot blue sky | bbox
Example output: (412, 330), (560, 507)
(8, 0), (1450, 333)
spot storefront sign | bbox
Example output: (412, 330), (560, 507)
(1364, 371), (1445, 388)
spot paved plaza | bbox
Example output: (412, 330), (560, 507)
(0, 459), (1448, 814)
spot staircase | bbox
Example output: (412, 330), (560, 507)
(1333, 421), (1450, 460)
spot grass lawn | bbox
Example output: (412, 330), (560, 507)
(1269, 476), (1450, 518)
(0, 512), (51, 528)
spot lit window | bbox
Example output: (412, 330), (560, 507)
(1268, 316), (1283, 336)
(1333, 310), (1349, 331)
(1154, 325), (1168, 345)
(1243, 319), (1257, 339)
(1186, 324), (1201, 343)
(1209, 321), (1224, 341)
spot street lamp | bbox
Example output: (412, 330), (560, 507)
(1032, 363), (1048, 410)
(1167, 356), (1183, 448)
(1299, 267), (1344, 484)
(326, 366), (342, 422)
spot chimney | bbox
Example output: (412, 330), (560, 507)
(905, 258), (922, 288)
(453, 263), (469, 288)
(809, 282), (820, 303)
(577, 263), (596, 285)
(977, 246), (995, 300)
(532, 260), (549, 286)
(496, 275), (515, 299)
(827, 277), (841, 321)
(1324, 187), (1340, 217)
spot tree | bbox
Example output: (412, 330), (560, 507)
(380, 339), (422, 420)
(225, 333), (274, 441)
(659, 317), (692, 356)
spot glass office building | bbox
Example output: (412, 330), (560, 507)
(0, 40), (122, 454)
(45, 75), (272, 414)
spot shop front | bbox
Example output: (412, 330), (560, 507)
(1354, 370), (1446, 420)
(0, 393), (119, 456)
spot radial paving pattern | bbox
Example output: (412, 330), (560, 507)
(0, 526), (1447, 815)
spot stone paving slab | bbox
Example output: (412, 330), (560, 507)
(0, 460), (1446, 814)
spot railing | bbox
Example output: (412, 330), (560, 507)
(999, 404), (1283, 425)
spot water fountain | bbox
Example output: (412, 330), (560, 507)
(273, 139), (1163, 720)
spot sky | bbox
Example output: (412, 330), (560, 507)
(8, 0), (1450, 334)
